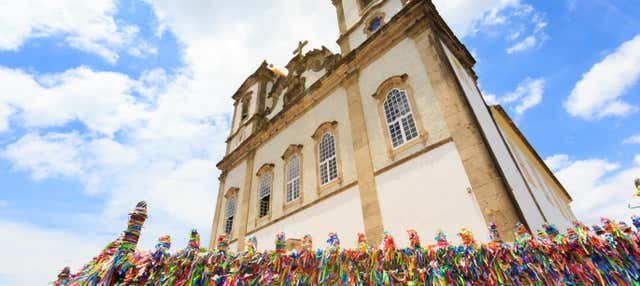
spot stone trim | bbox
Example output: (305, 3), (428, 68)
(363, 11), (386, 37)
(254, 163), (275, 226)
(311, 121), (344, 195)
(281, 144), (304, 213)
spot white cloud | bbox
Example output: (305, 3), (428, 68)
(623, 135), (640, 144)
(507, 35), (536, 54)
(486, 77), (545, 115)
(544, 154), (570, 172)
(0, 220), (108, 286)
(1, 133), (85, 180)
(432, 0), (520, 36)
(0, 66), (146, 137)
(565, 35), (640, 119)
(0, 0), (145, 62)
(548, 154), (640, 225)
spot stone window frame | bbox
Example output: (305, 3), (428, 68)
(356, 0), (378, 15)
(281, 144), (304, 212)
(372, 74), (428, 160)
(222, 187), (239, 238)
(363, 11), (385, 37)
(312, 121), (343, 194)
(240, 93), (251, 121)
(255, 163), (274, 226)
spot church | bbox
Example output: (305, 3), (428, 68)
(209, 0), (575, 251)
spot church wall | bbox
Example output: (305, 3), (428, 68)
(375, 142), (490, 246)
(246, 185), (365, 251)
(441, 43), (547, 230)
(217, 159), (247, 241)
(501, 134), (573, 230)
(346, 0), (404, 52)
(246, 87), (358, 233)
(491, 112), (575, 230)
(357, 37), (450, 172)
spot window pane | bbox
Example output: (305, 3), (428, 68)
(389, 121), (404, 148)
(225, 196), (236, 218)
(329, 157), (338, 181)
(401, 114), (419, 141)
(319, 133), (335, 162)
(293, 178), (300, 200)
(224, 216), (234, 234)
(259, 172), (271, 199)
(320, 161), (328, 185)
(259, 196), (270, 217)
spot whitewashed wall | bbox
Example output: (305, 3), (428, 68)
(247, 87), (358, 232)
(247, 186), (365, 250)
(375, 142), (490, 246)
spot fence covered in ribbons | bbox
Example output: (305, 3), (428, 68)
(55, 201), (640, 285)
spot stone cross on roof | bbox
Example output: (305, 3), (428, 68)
(292, 40), (308, 57)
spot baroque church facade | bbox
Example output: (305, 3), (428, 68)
(209, 0), (575, 251)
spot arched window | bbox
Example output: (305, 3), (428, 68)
(360, 0), (374, 8)
(286, 154), (301, 203)
(258, 172), (272, 217)
(318, 133), (338, 185)
(224, 195), (236, 234)
(383, 88), (419, 148)
(241, 97), (250, 120)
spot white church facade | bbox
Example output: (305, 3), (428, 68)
(209, 0), (575, 251)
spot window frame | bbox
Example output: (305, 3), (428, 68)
(281, 144), (304, 212)
(240, 95), (251, 121)
(373, 74), (428, 159)
(255, 163), (274, 225)
(312, 121), (343, 194)
(362, 11), (386, 37)
(222, 187), (239, 237)
(356, 0), (377, 15)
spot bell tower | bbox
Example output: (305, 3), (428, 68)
(331, 0), (408, 54)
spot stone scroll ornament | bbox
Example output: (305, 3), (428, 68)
(58, 202), (640, 285)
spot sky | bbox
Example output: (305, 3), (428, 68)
(0, 0), (638, 284)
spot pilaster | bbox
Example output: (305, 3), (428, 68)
(343, 69), (384, 245)
(209, 173), (226, 249)
(236, 152), (255, 251)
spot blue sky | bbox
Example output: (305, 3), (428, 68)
(0, 0), (638, 284)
